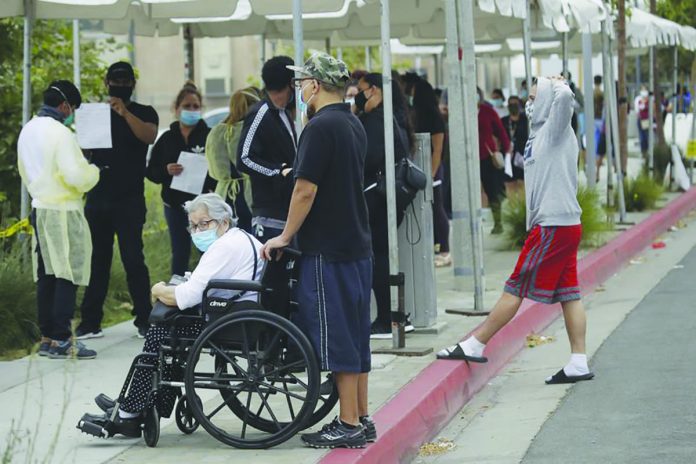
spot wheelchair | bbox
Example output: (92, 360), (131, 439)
(77, 249), (339, 449)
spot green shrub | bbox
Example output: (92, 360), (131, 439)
(617, 174), (664, 212)
(502, 186), (610, 249)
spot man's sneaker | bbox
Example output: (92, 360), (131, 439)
(136, 325), (148, 339)
(301, 417), (366, 449)
(405, 319), (415, 334)
(48, 340), (97, 360)
(75, 327), (104, 340)
(38, 338), (52, 357)
(360, 415), (377, 442)
(370, 321), (391, 340)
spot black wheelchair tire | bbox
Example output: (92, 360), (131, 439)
(184, 310), (321, 449)
(175, 394), (200, 435)
(143, 406), (160, 447)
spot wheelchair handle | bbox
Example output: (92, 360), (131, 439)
(271, 247), (302, 259)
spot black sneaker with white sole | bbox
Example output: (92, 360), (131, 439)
(75, 328), (104, 340)
(360, 415), (377, 442)
(301, 417), (366, 449)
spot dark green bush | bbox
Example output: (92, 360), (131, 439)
(502, 185), (610, 249)
(618, 174), (664, 212)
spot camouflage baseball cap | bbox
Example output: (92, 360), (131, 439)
(287, 51), (350, 87)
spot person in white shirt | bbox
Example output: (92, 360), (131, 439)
(17, 80), (100, 360)
(80, 193), (263, 438)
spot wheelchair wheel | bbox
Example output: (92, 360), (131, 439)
(143, 406), (160, 447)
(184, 310), (320, 449)
(175, 395), (200, 434)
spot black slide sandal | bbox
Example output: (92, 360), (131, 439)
(436, 344), (488, 363)
(545, 369), (595, 385)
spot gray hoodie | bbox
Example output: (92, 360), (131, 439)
(523, 77), (582, 231)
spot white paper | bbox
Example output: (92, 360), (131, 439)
(170, 151), (209, 195)
(75, 103), (112, 149)
(504, 152), (513, 177)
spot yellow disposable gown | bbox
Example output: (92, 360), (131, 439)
(205, 122), (251, 204)
(17, 116), (100, 286)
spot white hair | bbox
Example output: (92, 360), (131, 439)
(184, 193), (237, 227)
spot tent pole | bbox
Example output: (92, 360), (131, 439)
(20, 0), (33, 223)
(457, 0), (484, 310)
(635, 55), (641, 90)
(648, 46), (655, 173)
(562, 32), (568, 76)
(522, 0), (532, 97)
(292, 0), (304, 130)
(671, 46), (677, 144)
(365, 46), (372, 70)
(337, 47), (343, 61)
(259, 34), (266, 70)
(444, 0), (475, 295)
(379, 0), (403, 348)
(603, 21), (627, 222)
(582, 32), (596, 188)
(73, 20), (81, 89)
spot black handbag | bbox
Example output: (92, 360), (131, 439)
(375, 157), (428, 213)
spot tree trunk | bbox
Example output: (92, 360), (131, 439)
(651, 0), (666, 146)
(617, 0), (629, 174)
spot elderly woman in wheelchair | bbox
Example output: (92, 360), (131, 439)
(77, 193), (338, 449)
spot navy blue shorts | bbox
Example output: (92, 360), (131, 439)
(294, 255), (372, 373)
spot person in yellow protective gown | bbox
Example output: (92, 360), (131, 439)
(17, 81), (100, 360)
(204, 87), (261, 234)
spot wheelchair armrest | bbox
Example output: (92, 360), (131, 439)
(149, 301), (180, 324)
(205, 279), (265, 295)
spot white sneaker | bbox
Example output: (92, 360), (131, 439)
(75, 329), (104, 340)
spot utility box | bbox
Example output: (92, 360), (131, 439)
(398, 133), (437, 328)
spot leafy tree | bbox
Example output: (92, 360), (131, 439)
(0, 19), (117, 223)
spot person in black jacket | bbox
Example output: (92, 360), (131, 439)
(146, 82), (216, 276)
(355, 73), (413, 339)
(237, 56), (297, 243)
(501, 95), (528, 193)
(77, 62), (159, 340)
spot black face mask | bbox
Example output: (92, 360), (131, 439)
(355, 91), (368, 112)
(508, 105), (520, 115)
(109, 85), (133, 101)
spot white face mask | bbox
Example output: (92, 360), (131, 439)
(525, 99), (534, 120)
(345, 97), (355, 106)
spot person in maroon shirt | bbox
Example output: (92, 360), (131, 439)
(477, 87), (511, 234)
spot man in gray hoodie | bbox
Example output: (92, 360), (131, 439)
(437, 76), (593, 385)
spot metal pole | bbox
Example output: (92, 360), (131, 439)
(635, 55), (641, 90)
(457, 0), (484, 310)
(365, 46), (372, 70)
(337, 47), (343, 61)
(292, 0), (304, 131)
(582, 32), (596, 188)
(20, 0), (33, 223)
(444, 0), (475, 295)
(522, 1), (532, 99)
(602, 30), (614, 210)
(562, 32), (569, 76)
(259, 34), (266, 70)
(325, 37), (331, 54)
(604, 21), (627, 222)
(434, 54), (440, 88)
(648, 46), (655, 173)
(72, 20), (81, 89)
(379, 0), (402, 348)
(671, 46), (678, 144)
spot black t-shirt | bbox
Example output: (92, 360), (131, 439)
(294, 103), (371, 262)
(87, 101), (159, 206)
(415, 109), (446, 136)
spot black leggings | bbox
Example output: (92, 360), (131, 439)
(432, 184), (450, 253)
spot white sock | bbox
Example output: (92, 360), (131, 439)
(118, 409), (139, 419)
(563, 353), (589, 376)
(460, 336), (486, 358)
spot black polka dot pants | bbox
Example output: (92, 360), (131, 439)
(121, 322), (203, 415)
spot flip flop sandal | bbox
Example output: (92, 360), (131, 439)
(545, 369), (595, 385)
(436, 344), (488, 363)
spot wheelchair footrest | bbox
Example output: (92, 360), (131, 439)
(76, 415), (111, 439)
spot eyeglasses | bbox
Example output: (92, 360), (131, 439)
(187, 219), (218, 233)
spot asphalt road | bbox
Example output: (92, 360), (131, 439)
(522, 244), (696, 464)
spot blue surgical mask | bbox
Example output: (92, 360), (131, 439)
(490, 98), (504, 108)
(63, 111), (75, 127)
(180, 109), (202, 126)
(520, 89), (529, 99)
(191, 228), (218, 252)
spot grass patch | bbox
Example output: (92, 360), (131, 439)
(618, 173), (664, 212)
(0, 181), (186, 359)
(502, 185), (611, 249)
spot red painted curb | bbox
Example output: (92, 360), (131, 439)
(320, 188), (696, 464)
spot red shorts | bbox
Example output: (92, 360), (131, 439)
(504, 225), (582, 304)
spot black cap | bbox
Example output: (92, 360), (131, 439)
(106, 61), (135, 81)
(46, 80), (82, 108)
